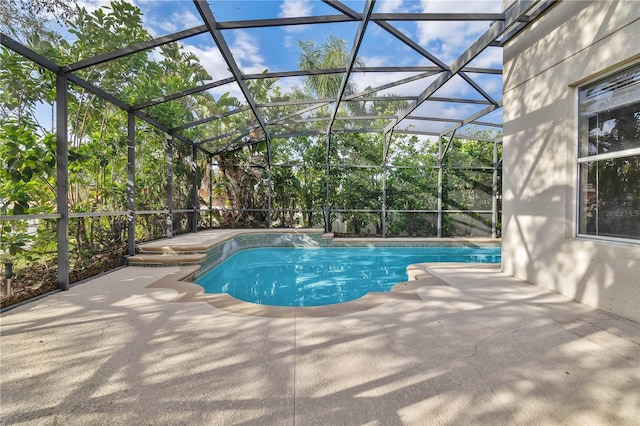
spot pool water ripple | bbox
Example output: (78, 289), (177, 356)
(195, 247), (500, 307)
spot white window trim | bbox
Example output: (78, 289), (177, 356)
(577, 147), (640, 164)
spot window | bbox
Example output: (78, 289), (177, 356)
(578, 63), (640, 242)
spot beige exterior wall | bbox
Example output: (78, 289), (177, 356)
(502, 0), (640, 321)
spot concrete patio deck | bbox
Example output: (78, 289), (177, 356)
(1, 255), (638, 424)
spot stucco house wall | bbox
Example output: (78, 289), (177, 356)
(502, 0), (640, 321)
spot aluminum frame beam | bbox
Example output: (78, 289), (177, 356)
(259, 71), (437, 130)
(217, 15), (353, 30)
(500, 0), (559, 46)
(213, 13), (506, 31)
(349, 96), (493, 105)
(281, 115), (397, 123)
(373, 13), (505, 21)
(385, 0), (541, 133)
(131, 66), (496, 118)
(210, 66), (477, 79)
(7, 38), (198, 150)
(0, 0), (558, 244)
(326, 0), (376, 135)
(132, 77), (235, 111)
(439, 101), (503, 136)
(376, 20), (449, 71)
(172, 107), (251, 132)
(2, 3), (513, 158)
(64, 25), (209, 72)
(194, 0), (271, 161)
(374, 21), (499, 106)
(1, 32), (61, 72)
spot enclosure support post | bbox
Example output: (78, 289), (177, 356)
(381, 132), (389, 238)
(381, 165), (387, 238)
(437, 137), (443, 238)
(191, 145), (198, 233)
(491, 140), (499, 239)
(166, 136), (174, 238)
(266, 139), (273, 229)
(266, 169), (272, 228)
(56, 73), (69, 290)
(208, 155), (213, 228)
(266, 135), (274, 229)
(324, 132), (331, 233)
(127, 112), (136, 257)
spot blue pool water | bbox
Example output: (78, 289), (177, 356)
(195, 247), (500, 307)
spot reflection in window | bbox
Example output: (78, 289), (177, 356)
(578, 64), (640, 241)
(579, 157), (640, 239)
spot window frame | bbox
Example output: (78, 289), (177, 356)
(575, 62), (640, 245)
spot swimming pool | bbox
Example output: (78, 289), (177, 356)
(195, 246), (500, 307)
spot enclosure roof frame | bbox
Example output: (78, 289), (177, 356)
(1, 0), (558, 157)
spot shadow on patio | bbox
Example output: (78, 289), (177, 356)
(1, 265), (638, 425)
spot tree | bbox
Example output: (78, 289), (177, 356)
(1, 0), (230, 255)
(298, 35), (365, 118)
(0, 0), (76, 42)
(0, 118), (56, 260)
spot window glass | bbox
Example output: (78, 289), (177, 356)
(579, 67), (640, 157)
(578, 64), (640, 242)
(579, 156), (640, 240)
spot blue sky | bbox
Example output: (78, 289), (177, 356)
(69, 0), (505, 136)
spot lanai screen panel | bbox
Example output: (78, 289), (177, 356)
(0, 0), (559, 294)
(1, 0), (557, 157)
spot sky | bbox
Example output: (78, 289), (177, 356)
(54, 0), (507, 136)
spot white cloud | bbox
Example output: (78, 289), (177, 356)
(279, 0), (313, 18)
(352, 71), (398, 94)
(480, 108), (503, 123)
(229, 30), (267, 74)
(142, 8), (203, 37)
(75, 0), (113, 13)
(411, 99), (479, 121)
(172, 10), (203, 30)
(350, 70), (441, 104)
(420, 0), (502, 13)
(283, 35), (293, 49)
(276, 76), (305, 95)
(416, 0), (502, 65)
(156, 30), (268, 103)
(182, 44), (233, 81)
(463, 73), (502, 99)
(148, 18), (177, 35)
(278, 0), (314, 33)
(467, 46), (502, 68)
(481, 78), (500, 96)
(396, 119), (449, 134)
(377, 0), (405, 14)
(359, 55), (393, 68)
(431, 74), (472, 98)
(417, 21), (489, 65)
(182, 31), (269, 101)
(206, 82), (244, 103)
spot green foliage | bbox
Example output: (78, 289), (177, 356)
(0, 0), (76, 42)
(0, 36), (57, 124)
(1, 0), (503, 265)
(0, 119), (56, 260)
(298, 35), (356, 99)
(0, 118), (56, 215)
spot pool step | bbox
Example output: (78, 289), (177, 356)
(136, 246), (206, 254)
(127, 253), (206, 267)
(132, 237), (211, 267)
(407, 263), (434, 281)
